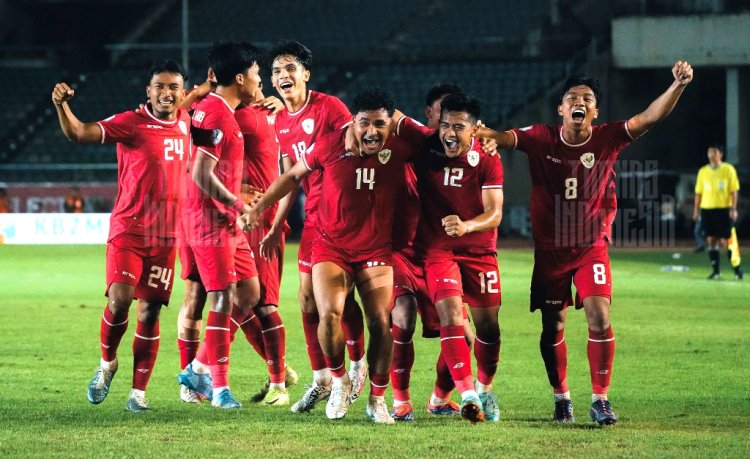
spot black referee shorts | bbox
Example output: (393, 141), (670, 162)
(701, 208), (732, 239)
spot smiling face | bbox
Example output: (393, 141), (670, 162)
(237, 62), (261, 105)
(271, 55), (310, 105)
(354, 108), (392, 156)
(558, 84), (599, 129)
(146, 71), (185, 120)
(439, 110), (476, 158)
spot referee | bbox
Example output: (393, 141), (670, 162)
(693, 145), (743, 280)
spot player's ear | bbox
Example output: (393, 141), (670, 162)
(593, 107), (599, 119)
(303, 69), (310, 83)
(557, 104), (563, 117)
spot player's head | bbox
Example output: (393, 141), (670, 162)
(425, 83), (463, 129)
(146, 59), (188, 120)
(439, 93), (480, 158)
(351, 87), (395, 156)
(558, 74), (601, 128)
(270, 40), (312, 102)
(208, 41), (262, 103)
(707, 144), (724, 166)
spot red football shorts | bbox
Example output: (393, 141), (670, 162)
(297, 222), (317, 274)
(424, 251), (501, 308)
(245, 222), (285, 307)
(180, 233), (258, 292)
(392, 250), (442, 338)
(312, 238), (392, 278)
(105, 232), (177, 305)
(530, 244), (612, 311)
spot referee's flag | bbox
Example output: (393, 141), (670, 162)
(728, 227), (741, 268)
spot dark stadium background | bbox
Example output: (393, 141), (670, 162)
(1, 0), (747, 241)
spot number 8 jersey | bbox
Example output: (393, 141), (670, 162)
(510, 122), (633, 250)
(97, 104), (191, 240)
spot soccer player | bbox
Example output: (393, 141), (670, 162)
(390, 83), (479, 422)
(247, 88), (412, 424)
(479, 61), (694, 425)
(177, 41), (263, 409)
(694, 145), (743, 280)
(395, 94), (504, 424)
(52, 59), (191, 412)
(266, 41), (368, 412)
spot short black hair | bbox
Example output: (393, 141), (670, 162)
(440, 93), (481, 124)
(207, 41), (262, 86)
(560, 74), (602, 105)
(352, 88), (395, 117)
(268, 40), (313, 71)
(425, 83), (463, 107)
(708, 144), (725, 154)
(148, 59), (188, 84)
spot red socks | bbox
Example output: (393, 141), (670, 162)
(323, 351), (347, 378)
(132, 320), (160, 391)
(342, 296), (365, 362)
(433, 351), (456, 399)
(391, 325), (415, 401)
(99, 306), (129, 362)
(177, 337), (199, 370)
(230, 308), (266, 358)
(260, 311), (286, 384)
(588, 326), (615, 395)
(301, 311), (327, 371)
(439, 325), (474, 393)
(205, 311), (231, 388)
(474, 336), (501, 386)
(370, 372), (389, 397)
(540, 329), (569, 394)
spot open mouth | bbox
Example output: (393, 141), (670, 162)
(157, 98), (174, 108)
(444, 139), (459, 149)
(572, 109), (585, 121)
(279, 81), (293, 90)
(362, 135), (380, 148)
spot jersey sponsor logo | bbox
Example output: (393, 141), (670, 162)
(442, 278), (459, 284)
(279, 128), (290, 134)
(146, 124), (164, 130)
(378, 149), (391, 165)
(467, 150), (480, 167)
(302, 118), (314, 134)
(453, 362), (464, 369)
(193, 110), (206, 123)
(122, 270), (136, 279)
(545, 299), (563, 305)
(580, 152), (595, 169)
(546, 155), (562, 164)
(211, 129), (224, 145)
(178, 120), (188, 136)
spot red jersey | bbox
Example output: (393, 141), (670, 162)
(236, 105), (280, 217)
(392, 163), (421, 255)
(183, 93), (245, 242)
(398, 117), (504, 255)
(97, 105), (191, 240)
(303, 129), (412, 253)
(275, 90), (351, 227)
(511, 122), (633, 249)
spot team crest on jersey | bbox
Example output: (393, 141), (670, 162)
(211, 129), (223, 145)
(178, 120), (188, 136)
(580, 152), (595, 169)
(378, 149), (391, 164)
(302, 118), (314, 135)
(467, 151), (480, 167)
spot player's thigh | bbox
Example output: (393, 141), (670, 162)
(458, 253), (501, 309)
(572, 246), (612, 307)
(424, 255), (463, 306)
(136, 241), (178, 305)
(355, 265), (393, 323)
(312, 261), (352, 318)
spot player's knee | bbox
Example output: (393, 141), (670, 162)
(475, 323), (500, 343)
(391, 298), (417, 331)
(298, 289), (316, 313)
(138, 302), (162, 323)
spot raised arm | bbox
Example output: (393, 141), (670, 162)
(442, 188), (504, 237)
(627, 61), (693, 139)
(52, 83), (104, 143)
(246, 159), (310, 230)
(475, 126), (516, 151)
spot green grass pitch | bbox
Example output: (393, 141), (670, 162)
(1, 244), (748, 458)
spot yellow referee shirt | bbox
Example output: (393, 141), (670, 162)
(695, 163), (740, 209)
